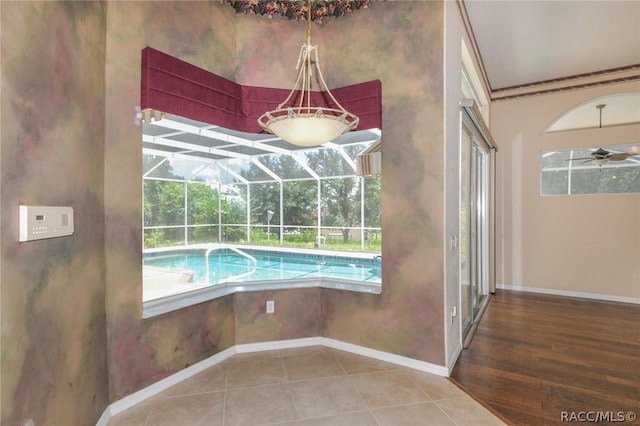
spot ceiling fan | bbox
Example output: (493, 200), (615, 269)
(567, 147), (640, 166)
(565, 104), (640, 166)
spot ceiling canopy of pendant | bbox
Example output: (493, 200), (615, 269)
(222, 0), (369, 23)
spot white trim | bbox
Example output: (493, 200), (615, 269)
(319, 338), (449, 377)
(497, 283), (640, 305)
(94, 409), (111, 426)
(103, 346), (236, 422)
(143, 278), (382, 318)
(96, 337), (448, 425)
(235, 337), (324, 354)
(233, 337), (450, 377)
(446, 344), (462, 376)
(235, 337), (449, 377)
(542, 92), (640, 134)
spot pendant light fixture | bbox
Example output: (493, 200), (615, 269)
(257, 0), (359, 147)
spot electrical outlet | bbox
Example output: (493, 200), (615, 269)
(266, 300), (275, 314)
(451, 306), (457, 323)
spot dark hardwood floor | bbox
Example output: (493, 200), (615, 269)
(450, 290), (640, 426)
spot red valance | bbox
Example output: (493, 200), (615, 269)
(141, 47), (382, 134)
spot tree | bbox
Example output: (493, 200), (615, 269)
(187, 183), (217, 224)
(143, 155), (179, 227)
(249, 183), (280, 225)
(142, 144), (382, 250)
(218, 185), (247, 243)
(158, 182), (185, 226)
(238, 154), (318, 227)
(187, 182), (218, 242)
(364, 175), (381, 227)
(307, 147), (362, 242)
(283, 180), (317, 226)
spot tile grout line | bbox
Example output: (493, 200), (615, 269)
(281, 353), (303, 424)
(282, 349), (376, 425)
(331, 351), (383, 425)
(109, 346), (500, 426)
(332, 351), (383, 425)
(261, 408), (381, 426)
(338, 366), (382, 425)
(143, 395), (161, 426)
(431, 400), (462, 426)
(405, 367), (485, 425)
(222, 361), (229, 426)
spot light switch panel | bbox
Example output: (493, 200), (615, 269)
(19, 205), (74, 242)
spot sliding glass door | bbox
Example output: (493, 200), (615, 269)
(461, 113), (490, 344)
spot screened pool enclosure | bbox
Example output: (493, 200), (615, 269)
(540, 143), (640, 196)
(143, 113), (381, 253)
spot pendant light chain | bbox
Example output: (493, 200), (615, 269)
(257, 0), (359, 146)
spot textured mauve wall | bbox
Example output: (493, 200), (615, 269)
(322, 2), (446, 364)
(1, 2), (109, 425)
(235, 2), (446, 364)
(1, 3), (447, 421)
(103, 1), (238, 401)
(234, 289), (322, 344)
(105, 0), (446, 400)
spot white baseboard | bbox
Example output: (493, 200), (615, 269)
(97, 337), (447, 425)
(497, 283), (640, 305)
(320, 338), (449, 377)
(238, 337), (449, 377)
(235, 337), (324, 353)
(97, 346), (236, 425)
(95, 408), (111, 426)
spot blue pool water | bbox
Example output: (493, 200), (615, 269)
(144, 247), (381, 285)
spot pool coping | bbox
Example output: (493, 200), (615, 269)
(144, 243), (380, 260)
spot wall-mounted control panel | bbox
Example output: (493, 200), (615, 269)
(19, 205), (74, 242)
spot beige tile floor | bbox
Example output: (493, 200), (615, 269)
(108, 346), (505, 426)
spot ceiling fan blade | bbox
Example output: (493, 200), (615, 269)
(608, 153), (630, 161)
(564, 148), (638, 162)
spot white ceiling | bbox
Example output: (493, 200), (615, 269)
(463, 0), (640, 90)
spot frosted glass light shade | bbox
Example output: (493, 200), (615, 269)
(259, 107), (359, 147)
(268, 115), (350, 147)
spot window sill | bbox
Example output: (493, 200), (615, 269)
(142, 278), (381, 319)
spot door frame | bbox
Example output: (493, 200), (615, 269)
(459, 99), (497, 347)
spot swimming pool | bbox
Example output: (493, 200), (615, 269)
(144, 246), (382, 286)
(143, 245), (382, 317)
